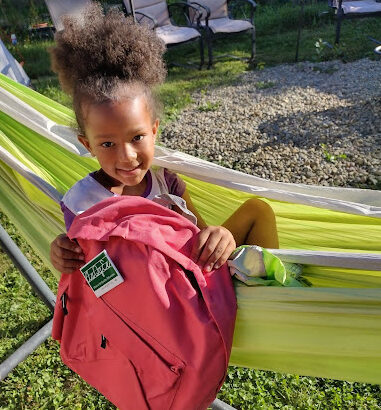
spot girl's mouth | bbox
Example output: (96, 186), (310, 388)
(116, 164), (141, 176)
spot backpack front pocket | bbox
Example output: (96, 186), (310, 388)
(85, 296), (185, 409)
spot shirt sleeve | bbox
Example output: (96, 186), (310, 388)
(163, 169), (186, 197)
(60, 201), (76, 231)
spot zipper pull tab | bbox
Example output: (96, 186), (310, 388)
(60, 293), (68, 315)
(101, 334), (107, 349)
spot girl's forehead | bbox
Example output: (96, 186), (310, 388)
(84, 95), (150, 122)
(82, 95), (155, 136)
(89, 95), (145, 111)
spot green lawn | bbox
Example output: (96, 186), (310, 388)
(1, 1), (381, 408)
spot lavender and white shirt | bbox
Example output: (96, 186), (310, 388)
(61, 167), (197, 231)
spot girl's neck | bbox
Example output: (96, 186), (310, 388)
(93, 169), (147, 197)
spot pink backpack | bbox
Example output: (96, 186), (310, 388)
(52, 196), (237, 410)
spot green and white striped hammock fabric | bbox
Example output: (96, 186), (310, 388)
(0, 73), (380, 384)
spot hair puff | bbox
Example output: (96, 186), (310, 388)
(50, 2), (167, 96)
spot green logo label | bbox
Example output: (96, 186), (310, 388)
(80, 250), (124, 297)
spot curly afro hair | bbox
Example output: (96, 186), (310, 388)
(50, 2), (166, 133)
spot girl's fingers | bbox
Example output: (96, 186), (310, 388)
(191, 229), (210, 262)
(53, 258), (85, 274)
(51, 234), (84, 260)
(50, 233), (85, 273)
(56, 234), (82, 253)
(198, 235), (225, 271)
(202, 237), (230, 272)
(191, 226), (236, 272)
(213, 241), (237, 270)
(53, 245), (84, 261)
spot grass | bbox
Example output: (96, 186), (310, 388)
(219, 368), (381, 409)
(1, 1), (381, 408)
(8, 40), (55, 79)
(255, 81), (276, 89)
(197, 100), (222, 112)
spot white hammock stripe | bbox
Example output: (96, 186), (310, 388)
(0, 87), (88, 156)
(152, 147), (381, 218)
(269, 249), (381, 271)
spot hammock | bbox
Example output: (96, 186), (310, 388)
(1, 73), (380, 385)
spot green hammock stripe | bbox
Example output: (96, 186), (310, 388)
(0, 162), (64, 272)
(231, 286), (381, 384)
(183, 176), (381, 253)
(0, 111), (97, 194)
(0, 73), (74, 125)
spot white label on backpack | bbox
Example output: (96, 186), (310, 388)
(80, 250), (124, 297)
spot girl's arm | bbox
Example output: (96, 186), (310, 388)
(182, 189), (236, 272)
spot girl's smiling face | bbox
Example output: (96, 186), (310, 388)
(78, 96), (159, 195)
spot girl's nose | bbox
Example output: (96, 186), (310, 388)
(119, 142), (137, 161)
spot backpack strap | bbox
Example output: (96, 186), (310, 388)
(150, 168), (197, 225)
(153, 193), (197, 225)
(146, 168), (169, 199)
(62, 174), (114, 215)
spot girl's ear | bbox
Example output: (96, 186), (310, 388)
(152, 119), (160, 141)
(78, 135), (94, 155)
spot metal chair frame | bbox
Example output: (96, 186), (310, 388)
(295, 0), (381, 61)
(123, 0), (206, 69)
(190, 0), (257, 68)
(328, 0), (381, 44)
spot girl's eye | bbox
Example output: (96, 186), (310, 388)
(101, 142), (114, 148)
(133, 135), (144, 142)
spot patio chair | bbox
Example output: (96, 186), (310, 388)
(328, 0), (381, 44)
(188, 0), (257, 68)
(122, 0), (205, 68)
(44, 0), (92, 32)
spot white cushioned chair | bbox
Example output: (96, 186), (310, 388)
(44, 0), (92, 32)
(123, 0), (205, 68)
(329, 0), (381, 43)
(189, 0), (256, 68)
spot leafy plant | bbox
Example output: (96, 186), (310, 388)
(255, 80), (276, 89)
(28, 0), (40, 26)
(315, 38), (346, 62)
(257, 61), (266, 70)
(321, 143), (347, 162)
(312, 64), (339, 74)
(197, 101), (221, 112)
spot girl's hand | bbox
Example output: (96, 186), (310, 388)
(191, 226), (236, 273)
(50, 234), (85, 273)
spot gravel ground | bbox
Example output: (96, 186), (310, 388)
(161, 59), (381, 188)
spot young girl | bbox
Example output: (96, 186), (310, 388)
(49, 3), (279, 275)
